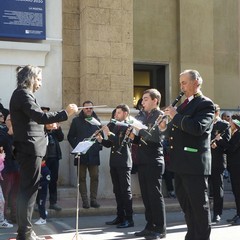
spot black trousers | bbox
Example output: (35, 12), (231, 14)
(209, 168), (224, 216)
(46, 157), (59, 205)
(110, 166), (133, 220)
(138, 165), (166, 234)
(174, 173), (211, 240)
(16, 152), (42, 237)
(229, 166), (240, 216)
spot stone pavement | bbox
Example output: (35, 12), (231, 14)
(33, 187), (235, 219)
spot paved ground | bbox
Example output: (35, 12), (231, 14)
(2, 209), (239, 240)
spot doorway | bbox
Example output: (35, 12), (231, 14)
(134, 63), (166, 109)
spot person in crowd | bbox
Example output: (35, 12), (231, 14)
(162, 138), (175, 198)
(10, 65), (78, 240)
(96, 104), (134, 228)
(221, 111), (231, 122)
(214, 114), (240, 225)
(209, 104), (230, 223)
(34, 160), (51, 225)
(133, 89), (166, 240)
(67, 101), (102, 209)
(0, 114), (20, 223)
(41, 107), (64, 211)
(0, 147), (13, 228)
(0, 104), (10, 122)
(159, 69), (214, 240)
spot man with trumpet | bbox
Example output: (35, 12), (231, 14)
(96, 104), (134, 229)
(158, 69), (215, 240)
(67, 100), (102, 209)
(132, 89), (167, 240)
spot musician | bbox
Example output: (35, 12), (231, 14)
(96, 104), (134, 228)
(159, 70), (214, 240)
(133, 89), (166, 240)
(210, 104), (230, 223)
(214, 114), (240, 225)
(10, 65), (78, 240)
(67, 101), (102, 209)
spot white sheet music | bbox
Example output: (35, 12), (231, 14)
(71, 140), (95, 154)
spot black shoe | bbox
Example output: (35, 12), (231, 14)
(82, 201), (90, 209)
(232, 216), (240, 225)
(90, 201), (100, 208)
(106, 217), (122, 225)
(145, 231), (166, 240)
(117, 220), (134, 228)
(212, 215), (221, 223)
(134, 229), (152, 237)
(49, 204), (62, 211)
(227, 215), (239, 223)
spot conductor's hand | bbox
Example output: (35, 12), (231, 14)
(65, 104), (78, 116)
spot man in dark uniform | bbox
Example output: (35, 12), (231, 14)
(96, 104), (134, 228)
(210, 104), (230, 223)
(160, 69), (215, 240)
(10, 65), (78, 240)
(133, 89), (166, 240)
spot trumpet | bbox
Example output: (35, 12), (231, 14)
(142, 91), (184, 141)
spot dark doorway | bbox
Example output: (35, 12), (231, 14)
(134, 64), (166, 108)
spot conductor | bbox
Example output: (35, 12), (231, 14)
(10, 65), (78, 240)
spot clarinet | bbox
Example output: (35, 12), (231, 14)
(211, 124), (231, 145)
(116, 126), (133, 155)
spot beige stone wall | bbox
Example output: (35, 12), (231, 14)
(62, 0), (80, 107)
(213, 0), (240, 109)
(79, 0), (133, 110)
(179, 0), (214, 99)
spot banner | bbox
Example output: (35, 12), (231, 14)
(0, 0), (46, 40)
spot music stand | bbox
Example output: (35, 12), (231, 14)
(71, 140), (95, 240)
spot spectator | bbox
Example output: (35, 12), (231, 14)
(68, 101), (102, 209)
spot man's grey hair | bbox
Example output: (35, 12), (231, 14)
(180, 69), (203, 86)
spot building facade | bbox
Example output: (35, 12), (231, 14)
(0, 0), (240, 197)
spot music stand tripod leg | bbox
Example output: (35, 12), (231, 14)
(73, 154), (81, 240)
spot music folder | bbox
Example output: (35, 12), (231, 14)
(71, 140), (95, 155)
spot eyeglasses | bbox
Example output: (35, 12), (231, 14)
(84, 108), (93, 110)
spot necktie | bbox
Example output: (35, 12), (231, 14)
(181, 98), (189, 109)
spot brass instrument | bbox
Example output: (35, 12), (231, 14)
(142, 91), (184, 141)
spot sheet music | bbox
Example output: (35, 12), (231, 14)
(71, 140), (95, 154)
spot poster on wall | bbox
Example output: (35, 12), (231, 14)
(0, 0), (46, 40)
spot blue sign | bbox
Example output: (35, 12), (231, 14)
(0, 0), (46, 40)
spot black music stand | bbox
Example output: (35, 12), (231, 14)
(71, 140), (94, 240)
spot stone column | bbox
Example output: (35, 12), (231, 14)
(79, 0), (133, 112)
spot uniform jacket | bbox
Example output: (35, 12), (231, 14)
(10, 87), (68, 157)
(67, 111), (102, 165)
(167, 94), (214, 175)
(211, 118), (230, 171)
(101, 124), (132, 168)
(134, 109), (165, 170)
(217, 129), (240, 170)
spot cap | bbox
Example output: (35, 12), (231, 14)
(232, 119), (240, 128)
